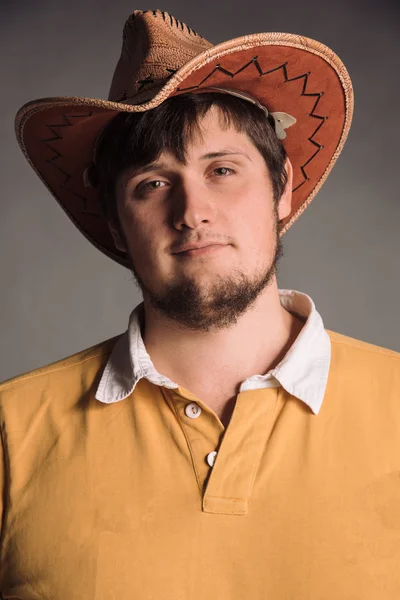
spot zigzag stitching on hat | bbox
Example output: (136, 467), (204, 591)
(41, 112), (101, 218)
(177, 58), (327, 193)
(282, 69), (327, 192)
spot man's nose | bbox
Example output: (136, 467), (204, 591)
(171, 180), (216, 230)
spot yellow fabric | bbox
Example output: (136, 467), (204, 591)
(0, 330), (400, 599)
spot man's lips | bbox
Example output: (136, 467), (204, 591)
(173, 244), (227, 256)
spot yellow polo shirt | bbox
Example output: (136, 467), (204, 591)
(1, 290), (400, 599)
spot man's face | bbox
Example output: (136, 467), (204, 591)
(111, 106), (293, 332)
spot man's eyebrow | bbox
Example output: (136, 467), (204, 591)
(128, 162), (169, 179)
(200, 149), (251, 161)
(127, 149), (251, 180)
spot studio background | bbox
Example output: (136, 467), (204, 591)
(1, 0), (399, 382)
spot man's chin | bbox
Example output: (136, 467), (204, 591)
(128, 229), (283, 332)
(140, 269), (276, 332)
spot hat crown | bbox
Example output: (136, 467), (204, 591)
(108, 10), (213, 105)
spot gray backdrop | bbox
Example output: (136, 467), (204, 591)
(1, 0), (399, 382)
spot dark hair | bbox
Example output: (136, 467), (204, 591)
(93, 92), (288, 226)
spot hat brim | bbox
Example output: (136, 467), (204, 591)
(15, 32), (353, 268)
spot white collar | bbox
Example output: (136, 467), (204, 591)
(95, 289), (331, 415)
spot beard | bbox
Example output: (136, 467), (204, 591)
(126, 209), (284, 333)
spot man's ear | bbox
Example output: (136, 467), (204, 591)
(277, 157), (293, 221)
(108, 218), (127, 253)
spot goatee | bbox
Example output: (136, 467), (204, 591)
(127, 211), (284, 333)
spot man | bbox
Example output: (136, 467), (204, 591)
(1, 9), (399, 600)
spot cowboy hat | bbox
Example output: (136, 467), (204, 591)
(15, 9), (353, 268)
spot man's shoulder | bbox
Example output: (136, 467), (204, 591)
(327, 328), (400, 358)
(0, 334), (121, 397)
(326, 328), (400, 376)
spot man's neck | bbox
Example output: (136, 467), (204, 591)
(140, 282), (305, 411)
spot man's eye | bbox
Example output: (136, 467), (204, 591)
(139, 180), (167, 192)
(213, 167), (235, 176)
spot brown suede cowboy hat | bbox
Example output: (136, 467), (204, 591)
(15, 9), (353, 268)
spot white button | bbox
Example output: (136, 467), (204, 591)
(185, 402), (202, 419)
(206, 451), (218, 467)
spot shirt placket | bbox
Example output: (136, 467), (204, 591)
(163, 386), (225, 495)
(164, 386), (283, 515)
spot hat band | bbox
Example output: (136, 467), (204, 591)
(199, 86), (296, 140)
